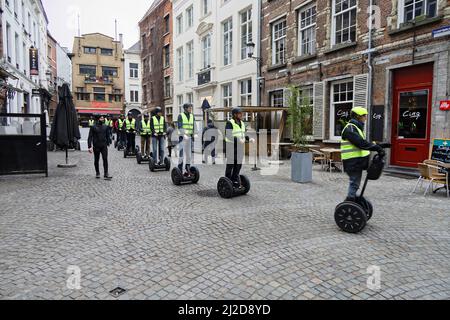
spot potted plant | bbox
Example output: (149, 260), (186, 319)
(287, 86), (314, 183)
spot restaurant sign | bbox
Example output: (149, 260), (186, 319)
(439, 100), (450, 111)
(29, 47), (39, 76)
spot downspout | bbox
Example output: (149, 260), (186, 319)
(367, 0), (374, 140)
(257, 0), (262, 108)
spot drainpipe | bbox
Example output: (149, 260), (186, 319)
(367, 0), (374, 140)
(257, 0), (262, 108)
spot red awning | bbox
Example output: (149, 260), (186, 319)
(77, 109), (122, 115)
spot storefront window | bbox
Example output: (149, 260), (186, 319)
(398, 90), (428, 139)
(331, 80), (353, 139)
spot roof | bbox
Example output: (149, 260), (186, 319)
(77, 33), (115, 40)
(139, 0), (165, 24)
(127, 41), (141, 52)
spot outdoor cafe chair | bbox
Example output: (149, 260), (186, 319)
(412, 163), (449, 198)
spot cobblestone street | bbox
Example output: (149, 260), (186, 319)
(0, 147), (449, 300)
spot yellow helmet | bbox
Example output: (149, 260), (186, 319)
(352, 107), (369, 116)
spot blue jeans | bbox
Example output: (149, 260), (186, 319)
(152, 136), (165, 163)
(347, 171), (363, 199)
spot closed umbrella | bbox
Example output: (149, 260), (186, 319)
(50, 83), (80, 168)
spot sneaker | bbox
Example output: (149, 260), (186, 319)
(104, 174), (113, 180)
(96, 173), (101, 179)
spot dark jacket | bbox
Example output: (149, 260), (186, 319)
(202, 123), (218, 149)
(341, 119), (381, 173)
(88, 124), (111, 149)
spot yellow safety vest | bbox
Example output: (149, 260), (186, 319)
(225, 119), (246, 143)
(141, 120), (151, 136)
(180, 113), (194, 135)
(341, 123), (371, 160)
(125, 119), (136, 131)
(152, 116), (165, 134)
(118, 119), (125, 130)
(88, 120), (95, 127)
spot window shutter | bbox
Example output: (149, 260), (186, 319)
(313, 82), (325, 140)
(354, 74), (369, 109)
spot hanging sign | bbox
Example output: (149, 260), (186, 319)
(439, 100), (450, 111)
(29, 48), (39, 76)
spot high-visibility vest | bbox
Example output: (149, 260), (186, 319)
(88, 120), (95, 127)
(225, 119), (246, 143)
(104, 119), (110, 126)
(152, 116), (165, 134)
(340, 123), (371, 160)
(141, 120), (151, 136)
(125, 119), (136, 131)
(180, 113), (194, 135)
(118, 119), (125, 130)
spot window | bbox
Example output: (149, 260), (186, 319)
(186, 93), (193, 104)
(15, 33), (19, 68)
(22, 42), (27, 73)
(13, 0), (18, 18)
(164, 45), (170, 68)
(223, 18), (233, 66)
(177, 47), (184, 82)
(401, 0), (437, 23)
(202, 0), (210, 16)
(130, 63), (138, 78)
(79, 65), (96, 76)
(21, 2), (25, 24)
(130, 88), (139, 103)
(149, 55), (153, 72)
(330, 80), (354, 139)
(299, 86), (314, 136)
(186, 41), (194, 79)
(222, 83), (233, 108)
(100, 48), (113, 56)
(76, 88), (90, 101)
(298, 4), (317, 56)
(176, 14), (183, 35)
(164, 15), (170, 34)
(186, 6), (194, 29)
(177, 95), (184, 114)
(201, 35), (211, 69)
(332, 0), (357, 46)
(164, 76), (171, 98)
(6, 24), (11, 62)
(143, 85), (148, 103)
(150, 83), (154, 102)
(239, 79), (252, 106)
(84, 46), (96, 54)
(240, 8), (253, 60)
(272, 19), (287, 65)
(270, 90), (284, 108)
(93, 87), (106, 101)
(102, 66), (118, 77)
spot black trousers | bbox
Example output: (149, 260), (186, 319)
(225, 142), (244, 183)
(94, 146), (108, 175)
(126, 132), (136, 152)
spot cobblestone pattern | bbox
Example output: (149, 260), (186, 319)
(0, 147), (449, 300)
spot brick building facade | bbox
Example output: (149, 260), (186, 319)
(261, 0), (450, 168)
(139, 0), (173, 120)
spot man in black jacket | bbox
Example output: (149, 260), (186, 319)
(88, 115), (112, 180)
(341, 107), (384, 201)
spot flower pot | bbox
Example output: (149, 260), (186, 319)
(291, 152), (313, 183)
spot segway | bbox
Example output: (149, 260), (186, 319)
(124, 145), (139, 158)
(149, 153), (171, 172)
(136, 147), (152, 164)
(171, 166), (200, 186)
(335, 144), (390, 234)
(218, 175), (251, 199)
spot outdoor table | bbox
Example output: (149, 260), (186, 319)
(320, 148), (342, 172)
(434, 162), (450, 195)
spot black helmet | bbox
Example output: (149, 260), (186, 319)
(144, 113), (150, 118)
(183, 103), (193, 111)
(127, 112), (133, 117)
(155, 106), (162, 113)
(232, 107), (243, 116)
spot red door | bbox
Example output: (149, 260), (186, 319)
(391, 64), (433, 168)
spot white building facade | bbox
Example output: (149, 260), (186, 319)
(124, 41), (143, 116)
(56, 43), (72, 89)
(172, 0), (260, 123)
(1, 0), (49, 114)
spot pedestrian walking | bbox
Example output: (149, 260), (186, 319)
(88, 115), (112, 180)
(341, 107), (385, 201)
(166, 123), (176, 158)
(202, 119), (218, 165)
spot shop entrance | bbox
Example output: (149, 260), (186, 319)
(391, 63), (433, 168)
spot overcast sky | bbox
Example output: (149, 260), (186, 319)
(42, 0), (155, 50)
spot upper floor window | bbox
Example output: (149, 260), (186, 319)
(223, 18), (233, 66)
(332, 0), (357, 46)
(164, 15), (170, 34)
(202, 0), (211, 17)
(79, 64), (96, 76)
(240, 8), (253, 60)
(102, 66), (118, 77)
(298, 4), (317, 56)
(176, 14), (183, 35)
(130, 63), (139, 78)
(100, 48), (113, 56)
(186, 6), (194, 29)
(177, 47), (184, 82)
(272, 19), (287, 65)
(201, 34), (211, 69)
(84, 46), (96, 54)
(400, 0), (438, 24)
(163, 45), (170, 68)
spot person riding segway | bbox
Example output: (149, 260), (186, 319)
(218, 107), (254, 199)
(115, 114), (126, 150)
(149, 107), (171, 172)
(136, 113), (152, 164)
(124, 112), (138, 158)
(171, 103), (200, 185)
(334, 106), (388, 233)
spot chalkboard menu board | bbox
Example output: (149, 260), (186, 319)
(371, 105), (385, 142)
(431, 139), (450, 164)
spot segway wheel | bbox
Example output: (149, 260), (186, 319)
(335, 202), (367, 234)
(171, 168), (182, 186)
(149, 158), (156, 172)
(358, 197), (373, 221)
(164, 157), (171, 171)
(136, 152), (142, 164)
(218, 177), (234, 199)
(190, 167), (200, 184)
(240, 175), (251, 195)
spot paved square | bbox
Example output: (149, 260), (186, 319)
(0, 148), (449, 300)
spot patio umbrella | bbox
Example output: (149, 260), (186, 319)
(50, 83), (80, 168)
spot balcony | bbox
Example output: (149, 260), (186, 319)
(198, 69), (211, 86)
(84, 75), (114, 85)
